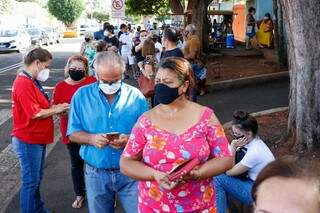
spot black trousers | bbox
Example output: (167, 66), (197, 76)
(67, 143), (86, 197)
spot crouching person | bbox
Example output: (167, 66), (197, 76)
(67, 51), (148, 213)
(214, 110), (275, 213)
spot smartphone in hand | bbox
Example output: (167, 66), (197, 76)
(106, 132), (120, 142)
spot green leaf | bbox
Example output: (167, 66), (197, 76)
(47, 0), (84, 27)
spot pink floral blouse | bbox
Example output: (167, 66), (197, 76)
(122, 107), (231, 213)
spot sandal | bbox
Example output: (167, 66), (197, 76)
(72, 196), (85, 209)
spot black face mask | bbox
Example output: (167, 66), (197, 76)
(85, 38), (90, 42)
(69, 69), (85, 81)
(154, 83), (181, 105)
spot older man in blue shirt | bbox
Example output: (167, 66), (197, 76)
(67, 51), (148, 213)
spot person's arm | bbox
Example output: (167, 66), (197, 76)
(80, 42), (85, 55)
(135, 44), (142, 52)
(120, 118), (155, 180)
(18, 82), (69, 120)
(121, 155), (176, 189)
(190, 113), (233, 179)
(135, 40), (144, 52)
(120, 154), (156, 181)
(69, 131), (109, 148)
(226, 163), (249, 176)
(33, 104), (69, 119)
(66, 95), (110, 147)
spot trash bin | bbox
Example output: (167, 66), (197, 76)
(226, 34), (235, 48)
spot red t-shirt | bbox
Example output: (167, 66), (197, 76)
(52, 76), (96, 144)
(12, 75), (54, 144)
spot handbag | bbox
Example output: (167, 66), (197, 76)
(234, 147), (250, 180)
(168, 158), (201, 182)
(138, 74), (155, 97)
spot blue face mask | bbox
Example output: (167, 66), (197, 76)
(154, 83), (181, 105)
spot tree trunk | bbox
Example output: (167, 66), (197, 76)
(273, 0), (287, 67)
(281, 0), (320, 151)
(191, 0), (211, 53)
(169, 0), (184, 14)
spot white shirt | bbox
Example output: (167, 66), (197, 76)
(119, 33), (133, 54)
(240, 137), (275, 180)
(154, 42), (163, 62)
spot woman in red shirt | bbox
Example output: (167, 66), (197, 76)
(11, 47), (69, 213)
(52, 55), (96, 209)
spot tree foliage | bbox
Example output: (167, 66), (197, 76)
(15, 0), (38, 2)
(126, 0), (170, 16)
(89, 11), (109, 23)
(0, 0), (13, 15)
(47, 0), (84, 27)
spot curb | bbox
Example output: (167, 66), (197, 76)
(207, 71), (289, 92)
(222, 107), (288, 129)
(0, 117), (61, 213)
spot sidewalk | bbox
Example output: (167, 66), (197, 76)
(205, 46), (287, 85)
(3, 79), (289, 213)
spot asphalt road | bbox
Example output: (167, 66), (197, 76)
(0, 38), (81, 109)
(1, 38), (289, 213)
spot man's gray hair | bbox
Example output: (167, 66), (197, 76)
(94, 51), (126, 74)
(185, 24), (197, 34)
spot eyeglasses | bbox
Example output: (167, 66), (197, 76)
(232, 134), (245, 140)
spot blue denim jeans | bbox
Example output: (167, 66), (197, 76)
(85, 164), (138, 213)
(214, 173), (254, 213)
(12, 137), (49, 213)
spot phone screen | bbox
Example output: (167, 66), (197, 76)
(106, 132), (120, 141)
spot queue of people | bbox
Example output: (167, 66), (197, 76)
(79, 22), (208, 103)
(10, 23), (317, 213)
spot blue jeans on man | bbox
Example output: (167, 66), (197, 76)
(85, 164), (138, 213)
(12, 137), (49, 213)
(214, 173), (254, 213)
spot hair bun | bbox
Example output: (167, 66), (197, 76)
(233, 110), (249, 121)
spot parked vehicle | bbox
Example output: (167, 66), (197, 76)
(0, 28), (31, 53)
(44, 27), (60, 44)
(79, 24), (90, 35)
(26, 28), (50, 46)
(79, 24), (100, 35)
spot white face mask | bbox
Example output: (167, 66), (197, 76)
(99, 80), (121, 95)
(37, 68), (50, 82)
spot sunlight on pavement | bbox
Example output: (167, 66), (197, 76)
(46, 38), (82, 53)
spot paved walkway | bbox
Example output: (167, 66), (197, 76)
(4, 78), (289, 213)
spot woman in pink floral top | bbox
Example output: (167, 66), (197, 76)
(120, 57), (232, 213)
